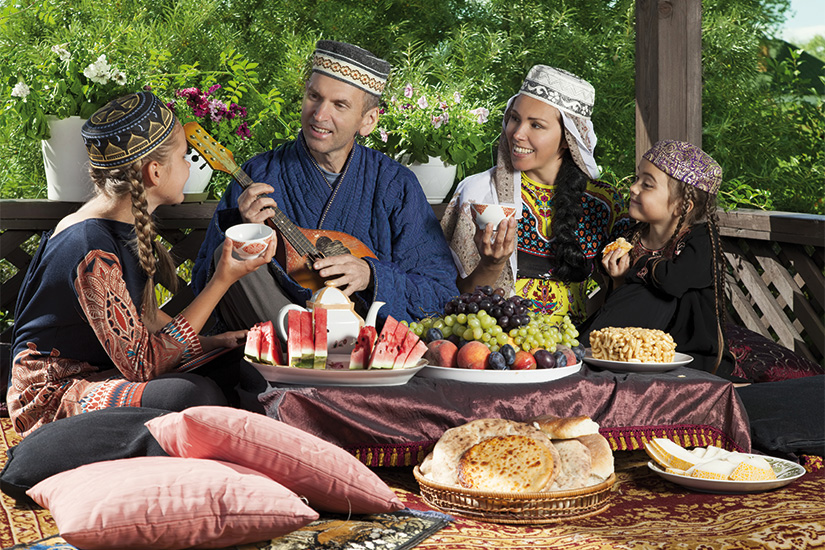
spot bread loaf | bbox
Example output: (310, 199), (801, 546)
(577, 433), (615, 484)
(531, 414), (600, 439)
(458, 435), (556, 492)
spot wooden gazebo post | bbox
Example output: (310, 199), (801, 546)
(635, 0), (703, 165)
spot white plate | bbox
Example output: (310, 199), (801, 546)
(583, 349), (693, 373)
(647, 457), (806, 494)
(418, 362), (581, 384)
(250, 360), (425, 387)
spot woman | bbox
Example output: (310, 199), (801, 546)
(8, 91), (275, 437)
(441, 65), (630, 324)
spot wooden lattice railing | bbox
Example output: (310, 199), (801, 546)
(1, 200), (823, 364)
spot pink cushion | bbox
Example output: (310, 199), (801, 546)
(145, 406), (404, 514)
(27, 457), (318, 550)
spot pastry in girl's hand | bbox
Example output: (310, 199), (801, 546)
(603, 237), (633, 258)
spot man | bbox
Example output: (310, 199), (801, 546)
(192, 40), (458, 329)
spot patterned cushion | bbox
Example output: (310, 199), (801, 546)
(726, 324), (823, 383)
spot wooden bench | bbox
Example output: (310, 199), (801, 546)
(1, 200), (822, 364)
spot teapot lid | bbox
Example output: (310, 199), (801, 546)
(308, 283), (362, 313)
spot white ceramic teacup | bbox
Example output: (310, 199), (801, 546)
(470, 203), (517, 231)
(226, 223), (274, 260)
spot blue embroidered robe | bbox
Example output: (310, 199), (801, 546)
(192, 136), (459, 323)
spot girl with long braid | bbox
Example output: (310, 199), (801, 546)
(582, 140), (738, 380)
(441, 65), (630, 324)
(8, 92), (275, 436)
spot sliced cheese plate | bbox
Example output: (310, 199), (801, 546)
(418, 362), (581, 384)
(583, 349), (693, 373)
(250, 357), (426, 387)
(647, 456), (805, 494)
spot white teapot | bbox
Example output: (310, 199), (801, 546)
(276, 284), (384, 353)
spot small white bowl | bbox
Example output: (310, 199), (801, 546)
(470, 203), (517, 230)
(226, 223), (273, 259)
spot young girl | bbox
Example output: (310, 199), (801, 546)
(440, 65), (630, 325)
(583, 140), (737, 379)
(8, 91), (276, 436)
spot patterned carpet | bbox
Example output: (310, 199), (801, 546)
(2, 418), (824, 550)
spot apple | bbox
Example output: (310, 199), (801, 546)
(512, 350), (537, 370)
(456, 341), (491, 369)
(425, 339), (458, 368)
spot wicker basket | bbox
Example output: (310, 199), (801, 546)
(413, 466), (616, 524)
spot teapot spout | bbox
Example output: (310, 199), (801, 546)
(364, 301), (385, 327)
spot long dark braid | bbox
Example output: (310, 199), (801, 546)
(666, 180), (727, 372)
(552, 151), (589, 282)
(88, 134), (179, 323)
(128, 171), (178, 322)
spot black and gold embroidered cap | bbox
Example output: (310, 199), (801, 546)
(311, 40), (391, 97)
(82, 91), (176, 169)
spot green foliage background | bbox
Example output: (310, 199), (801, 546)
(1, 0), (823, 214)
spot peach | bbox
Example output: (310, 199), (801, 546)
(511, 350), (537, 370)
(456, 341), (491, 369)
(425, 339), (459, 368)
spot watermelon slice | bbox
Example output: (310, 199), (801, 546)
(401, 339), (428, 368)
(391, 324), (420, 369)
(259, 320), (282, 365)
(287, 310), (303, 367)
(368, 316), (400, 369)
(313, 308), (328, 369)
(243, 323), (263, 363)
(349, 325), (378, 370)
(300, 310), (314, 368)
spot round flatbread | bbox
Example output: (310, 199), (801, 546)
(420, 418), (558, 487)
(548, 438), (592, 491)
(458, 435), (556, 492)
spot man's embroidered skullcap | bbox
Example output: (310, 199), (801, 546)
(519, 65), (595, 119)
(311, 40), (391, 97)
(82, 91), (176, 169)
(643, 140), (723, 195)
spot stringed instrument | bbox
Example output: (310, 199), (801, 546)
(183, 122), (376, 292)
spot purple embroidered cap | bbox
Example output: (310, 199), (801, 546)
(643, 140), (722, 195)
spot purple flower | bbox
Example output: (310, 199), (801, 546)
(228, 103), (247, 120)
(208, 99), (228, 122)
(207, 84), (222, 96)
(431, 115), (444, 129)
(439, 101), (448, 110)
(404, 83), (413, 98)
(379, 128), (389, 142)
(236, 122), (251, 139)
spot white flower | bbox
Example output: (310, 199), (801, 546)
(417, 96), (429, 109)
(453, 91), (461, 103)
(379, 128), (388, 143)
(111, 68), (127, 86)
(431, 115), (443, 129)
(51, 43), (71, 62)
(470, 107), (489, 124)
(403, 83), (413, 98)
(83, 55), (112, 85)
(11, 82), (30, 99)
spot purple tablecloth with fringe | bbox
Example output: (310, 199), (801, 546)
(258, 365), (751, 467)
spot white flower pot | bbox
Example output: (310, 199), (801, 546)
(405, 155), (457, 204)
(182, 149), (214, 202)
(41, 116), (95, 202)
